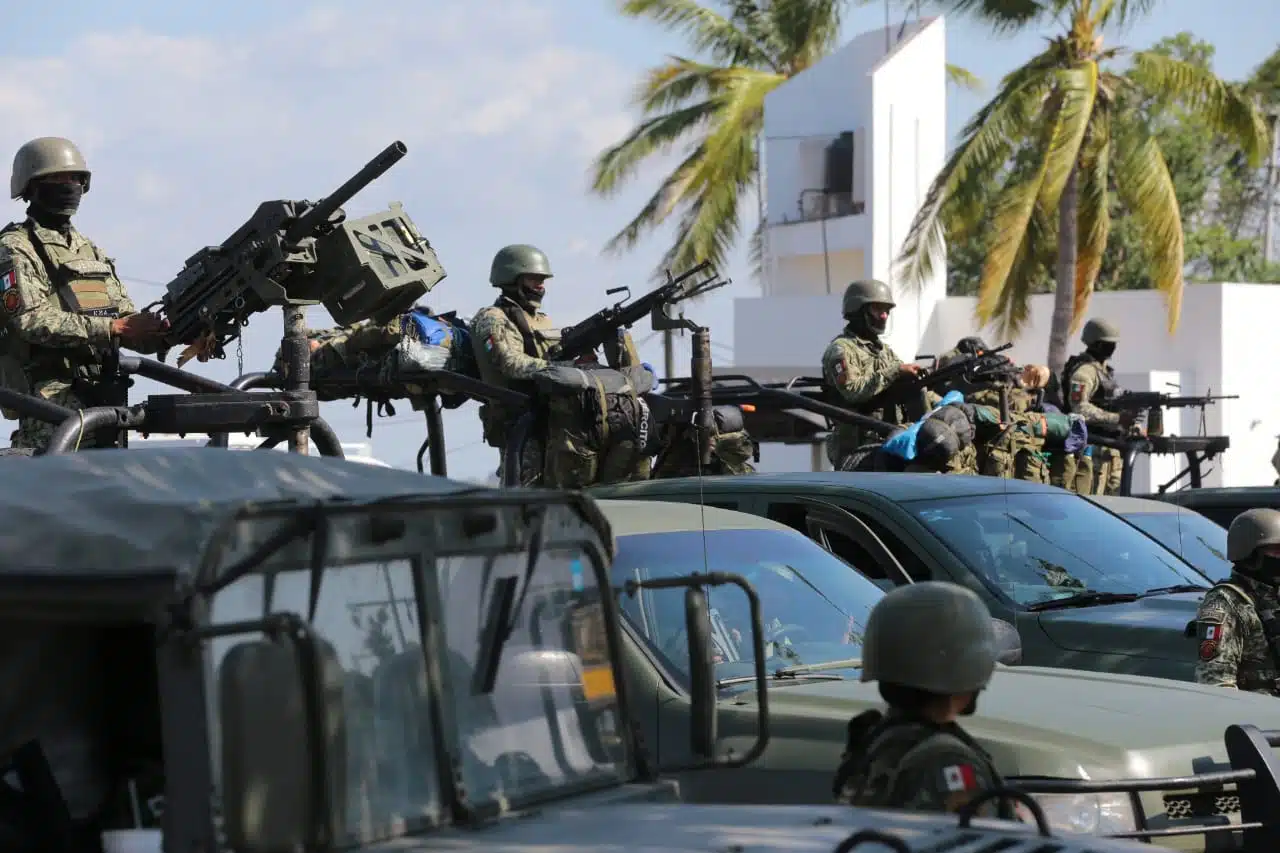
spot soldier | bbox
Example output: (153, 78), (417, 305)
(833, 582), (1014, 818)
(0, 137), (168, 451)
(1059, 318), (1138, 495)
(470, 244), (640, 486)
(821, 279), (934, 470)
(1193, 508), (1280, 696)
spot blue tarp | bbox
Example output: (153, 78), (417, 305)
(881, 391), (965, 461)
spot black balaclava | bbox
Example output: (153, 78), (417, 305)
(848, 305), (889, 338)
(1237, 551), (1280, 587)
(506, 275), (545, 312)
(1087, 341), (1117, 362)
(27, 177), (84, 229)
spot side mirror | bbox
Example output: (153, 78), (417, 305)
(219, 627), (346, 853)
(684, 587), (718, 759)
(991, 618), (1022, 666)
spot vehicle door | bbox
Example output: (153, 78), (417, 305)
(760, 494), (910, 590)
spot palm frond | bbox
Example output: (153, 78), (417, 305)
(1035, 63), (1098, 211)
(694, 68), (782, 186)
(896, 50), (1060, 291)
(766, 0), (846, 72)
(1128, 50), (1270, 165)
(590, 101), (716, 197)
(1111, 114), (1184, 332)
(947, 63), (984, 92)
(985, 201), (1054, 338)
(620, 0), (778, 69)
(635, 57), (732, 113)
(1072, 108), (1111, 330)
(977, 171), (1048, 326)
(601, 146), (707, 254)
(931, 0), (1049, 34)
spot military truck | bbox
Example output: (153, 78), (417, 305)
(594, 498), (1280, 852)
(0, 447), (1167, 853)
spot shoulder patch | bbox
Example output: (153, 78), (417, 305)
(834, 356), (848, 383)
(1, 269), (20, 314)
(942, 763), (978, 793)
(1068, 380), (1085, 405)
(1197, 620), (1226, 661)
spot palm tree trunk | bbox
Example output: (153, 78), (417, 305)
(1048, 165), (1079, 376)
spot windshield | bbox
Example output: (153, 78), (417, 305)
(911, 493), (1208, 608)
(438, 549), (627, 809)
(1124, 511), (1229, 581)
(612, 528), (881, 688)
(207, 544), (626, 846)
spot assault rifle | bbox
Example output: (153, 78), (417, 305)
(145, 141), (444, 360)
(1108, 389), (1238, 438)
(549, 261), (728, 362)
(868, 342), (1014, 421)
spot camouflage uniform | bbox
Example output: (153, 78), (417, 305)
(822, 280), (938, 468)
(471, 244), (643, 487)
(834, 582), (1011, 819)
(652, 405), (756, 478)
(1061, 319), (1127, 495)
(1193, 509), (1280, 696)
(0, 138), (160, 451)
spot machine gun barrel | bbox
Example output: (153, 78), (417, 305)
(284, 141), (407, 244)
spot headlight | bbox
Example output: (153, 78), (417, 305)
(1024, 793), (1137, 835)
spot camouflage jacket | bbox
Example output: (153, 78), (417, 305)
(1194, 573), (1280, 695)
(1062, 354), (1120, 426)
(836, 710), (1005, 817)
(470, 296), (558, 391)
(0, 218), (152, 393)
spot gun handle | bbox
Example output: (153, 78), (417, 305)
(1146, 405), (1164, 437)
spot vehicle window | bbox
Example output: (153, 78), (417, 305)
(909, 493), (1208, 608)
(612, 528), (881, 689)
(847, 512), (933, 581)
(1192, 505), (1243, 530)
(822, 528), (895, 585)
(766, 501), (888, 577)
(1124, 511), (1230, 581)
(208, 559), (441, 845)
(437, 549), (627, 809)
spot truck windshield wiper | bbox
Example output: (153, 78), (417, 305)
(715, 657), (863, 689)
(1142, 584), (1209, 597)
(1026, 591), (1139, 611)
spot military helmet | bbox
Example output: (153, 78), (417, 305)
(1226, 508), (1280, 562)
(1081, 318), (1119, 346)
(11, 137), (91, 200)
(841, 279), (895, 318)
(860, 581), (997, 694)
(489, 244), (553, 287)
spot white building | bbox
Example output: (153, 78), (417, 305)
(738, 17), (1280, 490)
(126, 434), (393, 466)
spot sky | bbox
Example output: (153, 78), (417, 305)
(2, 0), (1274, 478)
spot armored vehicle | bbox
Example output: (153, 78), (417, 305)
(595, 498), (1280, 852)
(0, 447), (1162, 853)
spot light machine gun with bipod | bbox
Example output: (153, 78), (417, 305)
(0, 141), (444, 458)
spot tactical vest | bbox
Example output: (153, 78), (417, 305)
(475, 297), (560, 449)
(1213, 581), (1280, 693)
(1, 220), (127, 381)
(833, 710), (1012, 818)
(822, 334), (902, 466)
(1060, 353), (1116, 415)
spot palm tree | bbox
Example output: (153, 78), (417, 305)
(897, 0), (1269, 373)
(592, 0), (979, 375)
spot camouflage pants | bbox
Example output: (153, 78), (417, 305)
(8, 382), (106, 453)
(498, 436), (545, 487)
(1092, 447), (1124, 495)
(903, 443), (979, 475)
(1049, 451), (1094, 494)
(655, 428), (755, 478)
(979, 430), (1048, 483)
(544, 427), (651, 489)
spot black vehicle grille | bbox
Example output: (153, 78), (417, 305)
(1162, 791), (1241, 819)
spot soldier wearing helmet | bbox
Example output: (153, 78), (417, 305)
(1058, 318), (1136, 494)
(470, 244), (640, 485)
(820, 280), (934, 469)
(0, 137), (167, 451)
(833, 582), (1015, 818)
(1192, 508), (1280, 695)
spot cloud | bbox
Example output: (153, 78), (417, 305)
(0, 2), (750, 473)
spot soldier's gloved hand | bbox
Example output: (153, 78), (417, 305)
(899, 363), (923, 378)
(112, 312), (169, 344)
(1118, 409), (1138, 427)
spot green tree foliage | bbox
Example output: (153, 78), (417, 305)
(901, 0), (1269, 372)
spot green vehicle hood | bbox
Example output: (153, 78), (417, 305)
(753, 665), (1280, 779)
